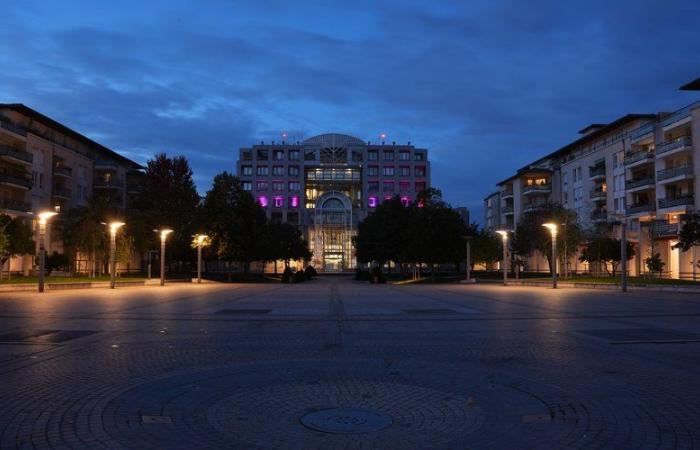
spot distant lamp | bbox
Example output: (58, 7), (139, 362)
(156, 228), (173, 286)
(105, 222), (125, 289)
(36, 211), (58, 293)
(542, 223), (558, 288)
(495, 230), (509, 286)
(193, 234), (209, 284)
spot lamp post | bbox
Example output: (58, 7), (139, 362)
(542, 223), (558, 289)
(495, 230), (509, 285)
(462, 235), (474, 283)
(194, 234), (208, 284)
(156, 229), (173, 286)
(610, 214), (628, 293)
(106, 222), (125, 289)
(37, 211), (58, 293)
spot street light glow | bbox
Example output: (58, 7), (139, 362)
(109, 222), (126, 232)
(542, 222), (558, 236)
(37, 211), (58, 225)
(160, 228), (173, 239)
(495, 230), (509, 239)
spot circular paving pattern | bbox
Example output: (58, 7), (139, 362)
(300, 407), (393, 434)
(101, 359), (593, 449)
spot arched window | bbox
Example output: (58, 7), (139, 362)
(322, 198), (344, 209)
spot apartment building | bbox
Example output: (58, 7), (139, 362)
(0, 104), (142, 275)
(483, 192), (501, 231)
(237, 133), (430, 272)
(484, 79), (700, 279)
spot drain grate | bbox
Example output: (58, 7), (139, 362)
(0, 329), (97, 344)
(301, 408), (393, 434)
(216, 309), (272, 315)
(577, 328), (700, 343)
(402, 309), (458, 315)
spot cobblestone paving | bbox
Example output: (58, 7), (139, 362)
(1, 279), (700, 449)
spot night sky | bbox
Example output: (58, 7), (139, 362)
(1, 1), (699, 222)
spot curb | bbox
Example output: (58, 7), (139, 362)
(495, 280), (700, 293)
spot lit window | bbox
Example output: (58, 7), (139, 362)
(272, 182), (284, 191)
(368, 196), (378, 208)
(273, 196), (284, 208)
(242, 181), (252, 191)
(241, 165), (252, 176)
(383, 166), (394, 176)
(289, 196), (299, 208)
(288, 182), (300, 191)
(257, 196), (268, 207)
(400, 196), (410, 207)
(257, 166), (268, 176)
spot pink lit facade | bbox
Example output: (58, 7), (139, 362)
(237, 133), (430, 271)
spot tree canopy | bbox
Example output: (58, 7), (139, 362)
(579, 236), (635, 276)
(0, 214), (35, 274)
(674, 214), (700, 252)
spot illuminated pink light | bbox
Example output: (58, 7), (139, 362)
(273, 196), (283, 208)
(400, 196), (410, 207)
(289, 196), (299, 207)
(368, 196), (378, 208)
(384, 195), (393, 201)
(257, 196), (268, 207)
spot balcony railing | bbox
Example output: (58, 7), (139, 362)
(0, 145), (33, 164)
(522, 184), (551, 195)
(656, 136), (693, 156)
(657, 164), (693, 181)
(651, 221), (679, 237)
(95, 160), (119, 171)
(501, 205), (514, 214)
(0, 198), (31, 212)
(661, 103), (694, 127)
(500, 189), (514, 198)
(53, 187), (72, 199)
(629, 122), (655, 141)
(53, 166), (73, 177)
(0, 174), (32, 189)
(0, 120), (27, 136)
(94, 178), (123, 189)
(589, 165), (606, 178)
(522, 202), (547, 212)
(625, 177), (655, 190)
(590, 188), (607, 199)
(590, 210), (607, 221)
(627, 203), (655, 215)
(624, 151), (654, 166)
(658, 195), (694, 209)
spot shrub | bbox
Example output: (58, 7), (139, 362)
(369, 266), (386, 284)
(304, 265), (317, 280)
(281, 266), (294, 283)
(45, 251), (70, 275)
(294, 269), (306, 283)
(355, 268), (370, 281)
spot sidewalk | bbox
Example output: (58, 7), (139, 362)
(478, 278), (700, 293)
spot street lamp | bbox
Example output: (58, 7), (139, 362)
(462, 235), (474, 283)
(37, 211), (58, 293)
(495, 230), (509, 285)
(610, 214), (628, 292)
(194, 234), (208, 284)
(542, 223), (558, 289)
(156, 229), (173, 286)
(105, 222), (125, 289)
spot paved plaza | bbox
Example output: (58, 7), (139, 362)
(1, 278), (700, 449)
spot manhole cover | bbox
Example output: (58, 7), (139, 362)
(301, 407), (393, 434)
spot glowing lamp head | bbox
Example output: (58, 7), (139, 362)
(542, 223), (558, 236)
(379, 132), (387, 140)
(159, 228), (173, 240)
(37, 211), (58, 225)
(109, 222), (125, 233)
(196, 234), (208, 244)
(281, 131), (288, 139)
(495, 230), (509, 240)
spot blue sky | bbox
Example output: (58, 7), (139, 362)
(1, 0), (699, 222)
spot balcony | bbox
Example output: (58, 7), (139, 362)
(0, 120), (27, 137)
(651, 221), (679, 237)
(658, 195), (694, 210)
(625, 177), (655, 192)
(94, 160), (119, 171)
(0, 174), (32, 190)
(630, 122), (655, 142)
(656, 136), (693, 157)
(627, 203), (655, 216)
(0, 145), (33, 165)
(590, 210), (608, 222)
(501, 205), (514, 215)
(0, 198), (31, 212)
(657, 165), (693, 183)
(661, 104), (693, 128)
(53, 166), (73, 178)
(521, 184), (551, 196)
(53, 186), (72, 199)
(589, 165), (606, 179)
(624, 151), (654, 168)
(94, 178), (123, 189)
(500, 189), (514, 200)
(522, 203), (547, 213)
(589, 188), (607, 201)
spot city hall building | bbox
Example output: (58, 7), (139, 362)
(236, 133), (430, 272)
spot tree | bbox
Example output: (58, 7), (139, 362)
(579, 237), (635, 276)
(45, 252), (70, 275)
(129, 153), (200, 267)
(354, 196), (409, 270)
(266, 222), (311, 269)
(469, 226), (501, 269)
(116, 234), (136, 274)
(674, 214), (700, 252)
(0, 215), (35, 279)
(645, 253), (665, 278)
(511, 203), (583, 274)
(202, 171), (267, 273)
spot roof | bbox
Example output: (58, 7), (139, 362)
(578, 123), (607, 134)
(301, 133), (366, 147)
(680, 77), (700, 91)
(0, 103), (143, 169)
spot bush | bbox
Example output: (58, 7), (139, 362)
(369, 266), (386, 284)
(45, 251), (70, 275)
(281, 266), (294, 283)
(304, 265), (317, 280)
(355, 268), (370, 281)
(294, 269), (306, 283)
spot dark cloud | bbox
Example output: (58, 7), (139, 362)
(0, 0), (698, 223)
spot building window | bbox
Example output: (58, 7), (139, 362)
(289, 150), (300, 160)
(271, 212), (283, 223)
(273, 196), (283, 208)
(242, 151), (252, 161)
(368, 181), (379, 192)
(399, 151), (410, 161)
(242, 181), (252, 191)
(289, 196), (299, 208)
(415, 181), (426, 192)
(272, 181), (284, 191)
(383, 151), (394, 161)
(368, 196), (378, 208)
(305, 150), (316, 161)
(288, 166), (299, 176)
(415, 166), (426, 177)
(256, 166), (269, 176)
(399, 181), (410, 192)
(273, 150), (285, 160)
(399, 166), (410, 176)
(383, 166), (394, 176)
(400, 196), (410, 207)
(256, 181), (268, 191)
(415, 152), (425, 161)
(368, 151), (378, 161)
(287, 211), (299, 223)
(257, 196), (268, 207)
(256, 149), (268, 160)
(272, 165), (285, 176)
(368, 166), (378, 176)
(288, 181), (300, 191)
(241, 165), (252, 176)
(383, 181), (394, 192)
